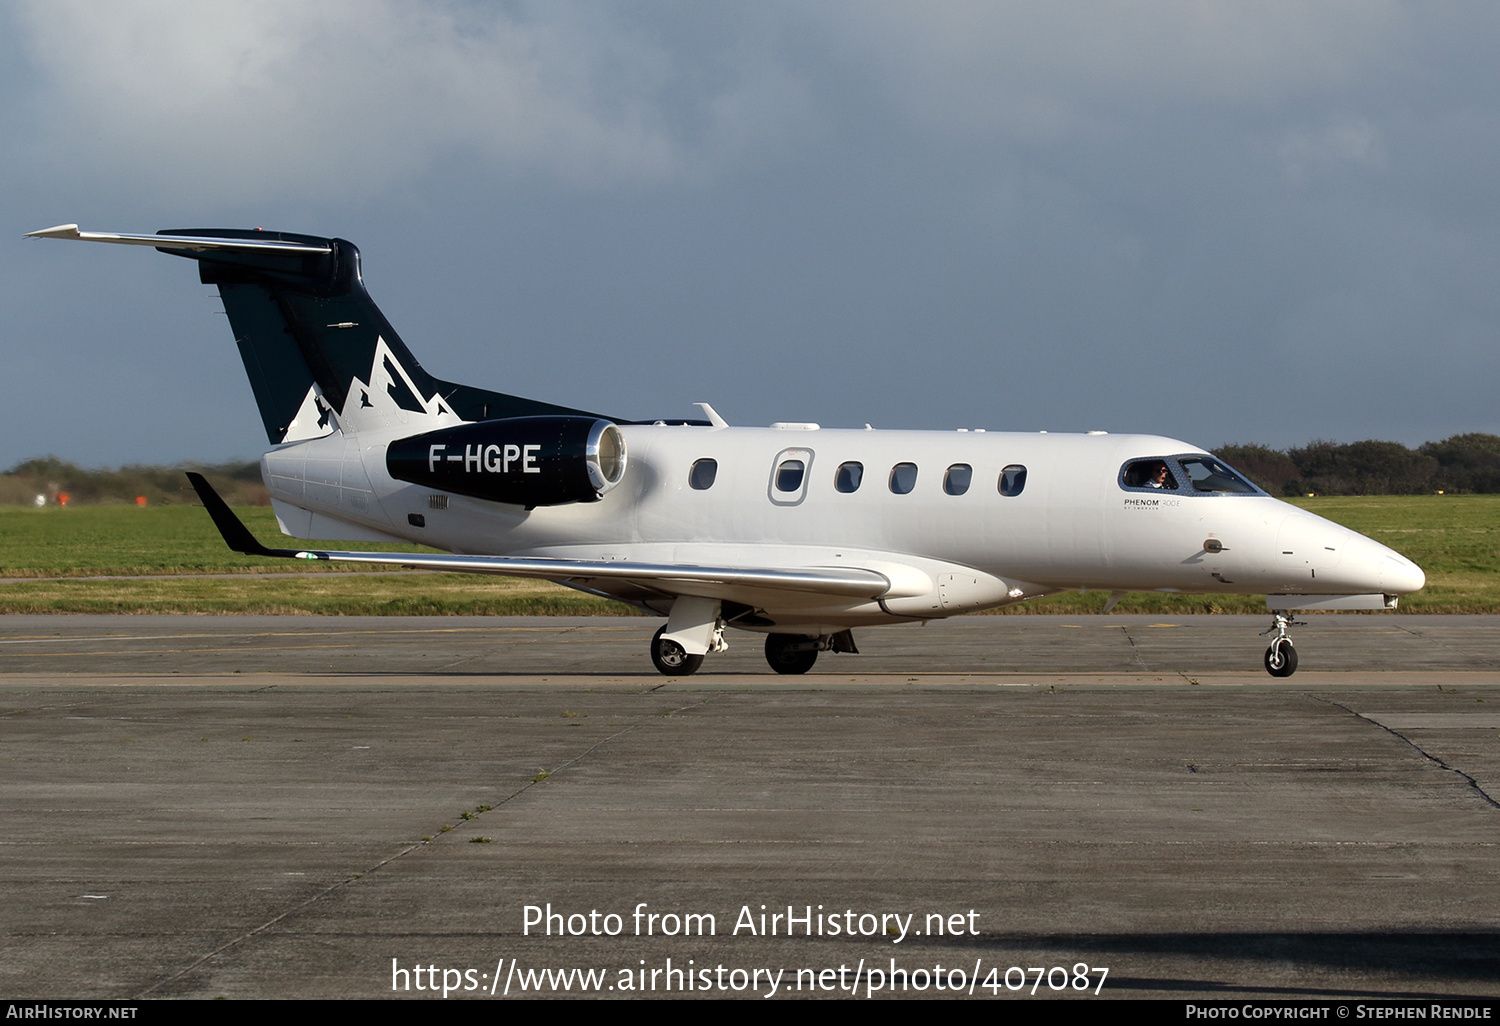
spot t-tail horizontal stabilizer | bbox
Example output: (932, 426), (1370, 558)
(25, 224), (332, 254)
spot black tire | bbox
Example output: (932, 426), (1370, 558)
(651, 626), (703, 676)
(1264, 639), (1298, 677)
(764, 633), (817, 675)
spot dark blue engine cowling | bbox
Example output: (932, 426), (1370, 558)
(386, 416), (626, 507)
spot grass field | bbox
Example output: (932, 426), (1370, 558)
(0, 506), (624, 615)
(0, 496), (1493, 615)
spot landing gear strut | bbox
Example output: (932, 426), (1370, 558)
(1260, 612), (1303, 677)
(651, 626), (704, 677)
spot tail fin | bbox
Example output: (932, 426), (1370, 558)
(26, 224), (605, 443)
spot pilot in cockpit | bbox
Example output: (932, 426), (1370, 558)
(1140, 462), (1176, 489)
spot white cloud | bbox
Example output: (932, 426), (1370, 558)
(808, 0), (1406, 142)
(4, 1), (1421, 205)
(1277, 117), (1386, 183)
(8, 0), (799, 201)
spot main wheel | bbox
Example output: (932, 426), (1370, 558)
(651, 626), (704, 676)
(764, 633), (817, 675)
(1264, 638), (1298, 677)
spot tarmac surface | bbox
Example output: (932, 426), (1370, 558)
(2, 613), (1498, 1001)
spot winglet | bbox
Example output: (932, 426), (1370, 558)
(184, 472), (302, 559)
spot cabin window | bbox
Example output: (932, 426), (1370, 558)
(889, 463), (918, 494)
(776, 459), (805, 492)
(689, 458), (718, 490)
(835, 462), (864, 493)
(999, 465), (1027, 497)
(769, 447), (813, 505)
(944, 464), (972, 495)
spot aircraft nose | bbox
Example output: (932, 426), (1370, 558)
(1345, 532), (1426, 596)
(1381, 547), (1425, 595)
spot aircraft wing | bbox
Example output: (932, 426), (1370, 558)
(186, 473), (889, 600)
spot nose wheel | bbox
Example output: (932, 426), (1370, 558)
(1260, 613), (1304, 677)
(1264, 637), (1298, 677)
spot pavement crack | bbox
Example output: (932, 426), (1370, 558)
(1390, 623), (1500, 669)
(1119, 626), (1151, 672)
(1310, 695), (1500, 812)
(133, 706), (683, 999)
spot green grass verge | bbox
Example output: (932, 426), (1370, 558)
(0, 496), (1493, 615)
(0, 574), (630, 616)
(0, 505), (636, 615)
(0, 505), (433, 576)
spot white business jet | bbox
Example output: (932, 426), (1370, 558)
(26, 225), (1425, 677)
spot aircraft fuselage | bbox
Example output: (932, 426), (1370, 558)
(262, 422), (1422, 632)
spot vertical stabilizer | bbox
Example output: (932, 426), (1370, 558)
(163, 229), (603, 441)
(23, 225), (607, 444)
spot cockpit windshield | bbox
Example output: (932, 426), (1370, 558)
(1177, 455), (1259, 494)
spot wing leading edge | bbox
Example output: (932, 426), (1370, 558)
(185, 473), (889, 600)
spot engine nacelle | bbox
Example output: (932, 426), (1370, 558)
(386, 416), (626, 507)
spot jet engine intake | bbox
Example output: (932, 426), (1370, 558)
(386, 416), (626, 507)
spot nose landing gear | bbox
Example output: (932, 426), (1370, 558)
(1260, 612), (1304, 677)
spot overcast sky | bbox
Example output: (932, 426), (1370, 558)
(4, 1), (1497, 467)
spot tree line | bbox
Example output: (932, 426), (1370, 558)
(0, 457), (268, 506)
(1217, 434), (1500, 496)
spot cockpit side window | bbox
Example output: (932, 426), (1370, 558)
(1121, 459), (1180, 491)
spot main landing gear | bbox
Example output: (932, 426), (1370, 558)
(651, 626), (704, 677)
(763, 630), (858, 675)
(649, 621), (860, 676)
(764, 634), (818, 675)
(1260, 612), (1303, 678)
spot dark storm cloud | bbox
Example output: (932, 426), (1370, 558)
(3, 1), (1496, 464)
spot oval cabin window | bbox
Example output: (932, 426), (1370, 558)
(944, 464), (972, 495)
(889, 463), (918, 494)
(999, 465), (1027, 497)
(689, 458), (718, 490)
